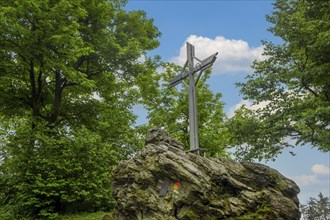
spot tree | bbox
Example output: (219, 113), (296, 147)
(0, 0), (160, 218)
(301, 192), (330, 220)
(140, 63), (229, 157)
(227, 0), (330, 160)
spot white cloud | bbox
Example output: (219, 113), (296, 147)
(293, 175), (318, 186)
(227, 99), (270, 118)
(311, 164), (330, 175)
(292, 164), (330, 186)
(137, 55), (146, 63)
(227, 100), (251, 118)
(171, 35), (265, 74)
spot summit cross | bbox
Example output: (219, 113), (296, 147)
(168, 42), (218, 153)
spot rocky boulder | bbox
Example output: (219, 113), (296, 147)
(112, 128), (300, 220)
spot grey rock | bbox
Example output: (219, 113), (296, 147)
(145, 128), (185, 150)
(112, 128), (300, 220)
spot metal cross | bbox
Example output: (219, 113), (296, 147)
(168, 42), (218, 153)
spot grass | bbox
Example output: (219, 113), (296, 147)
(60, 211), (112, 220)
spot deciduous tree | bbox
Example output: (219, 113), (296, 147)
(0, 0), (160, 218)
(228, 0), (330, 160)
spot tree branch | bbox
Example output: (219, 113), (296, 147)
(29, 60), (40, 117)
(51, 70), (65, 123)
(301, 77), (319, 97)
(37, 64), (43, 102)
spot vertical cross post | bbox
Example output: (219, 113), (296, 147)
(187, 43), (199, 152)
(168, 42), (218, 154)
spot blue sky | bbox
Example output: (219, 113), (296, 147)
(125, 0), (330, 204)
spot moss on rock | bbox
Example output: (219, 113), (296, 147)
(112, 128), (301, 220)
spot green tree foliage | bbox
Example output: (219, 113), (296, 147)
(300, 192), (330, 220)
(227, 0), (330, 160)
(140, 63), (229, 157)
(0, 0), (160, 218)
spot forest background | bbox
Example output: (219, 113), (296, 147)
(0, 0), (329, 219)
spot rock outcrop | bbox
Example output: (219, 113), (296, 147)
(112, 128), (300, 220)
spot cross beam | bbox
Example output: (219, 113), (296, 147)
(168, 42), (218, 153)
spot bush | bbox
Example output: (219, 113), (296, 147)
(0, 125), (117, 219)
